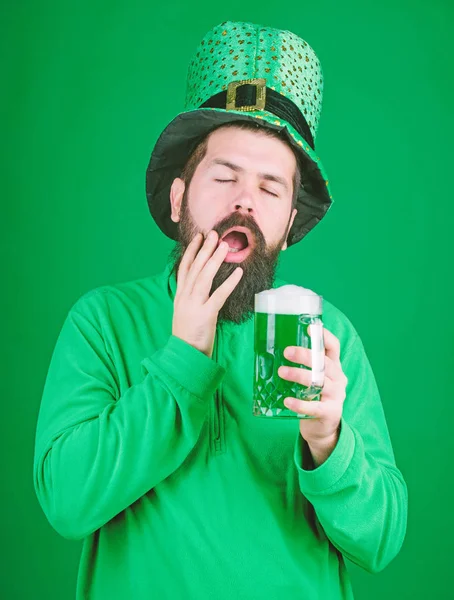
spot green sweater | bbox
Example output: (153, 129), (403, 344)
(33, 262), (407, 599)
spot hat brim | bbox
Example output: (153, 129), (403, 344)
(146, 107), (333, 247)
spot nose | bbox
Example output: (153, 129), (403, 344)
(230, 183), (256, 214)
(234, 204), (252, 215)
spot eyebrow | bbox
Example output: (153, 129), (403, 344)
(208, 158), (290, 193)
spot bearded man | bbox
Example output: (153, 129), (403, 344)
(33, 20), (408, 600)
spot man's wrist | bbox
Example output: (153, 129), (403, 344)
(306, 428), (340, 468)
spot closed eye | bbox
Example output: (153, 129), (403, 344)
(214, 179), (278, 197)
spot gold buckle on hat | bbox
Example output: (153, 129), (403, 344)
(226, 78), (266, 112)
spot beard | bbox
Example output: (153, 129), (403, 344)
(167, 188), (292, 325)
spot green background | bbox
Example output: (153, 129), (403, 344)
(3, 0), (453, 598)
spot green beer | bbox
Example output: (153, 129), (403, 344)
(253, 285), (324, 419)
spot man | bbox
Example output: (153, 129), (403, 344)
(33, 20), (408, 599)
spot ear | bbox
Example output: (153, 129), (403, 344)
(281, 208), (298, 251)
(170, 177), (185, 223)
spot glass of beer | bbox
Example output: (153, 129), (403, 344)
(253, 285), (325, 419)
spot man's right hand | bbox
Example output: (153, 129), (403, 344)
(172, 230), (244, 358)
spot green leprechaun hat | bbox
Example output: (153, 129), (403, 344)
(146, 20), (333, 247)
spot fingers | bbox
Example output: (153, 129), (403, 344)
(208, 267), (244, 312)
(284, 346), (312, 366)
(279, 364), (330, 394)
(176, 228), (244, 310)
(284, 347), (341, 381)
(283, 397), (324, 418)
(192, 238), (234, 298)
(176, 232), (204, 290)
(183, 230), (220, 295)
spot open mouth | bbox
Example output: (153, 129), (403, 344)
(219, 226), (254, 251)
(218, 226), (254, 263)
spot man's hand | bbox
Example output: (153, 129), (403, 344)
(172, 230), (243, 358)
(277, 327), (348, 464)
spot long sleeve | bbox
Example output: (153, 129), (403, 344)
(33, 294), (225, 541)
(293, 333), (408, 573)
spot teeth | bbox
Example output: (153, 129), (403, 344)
(228, 247), (240, 253)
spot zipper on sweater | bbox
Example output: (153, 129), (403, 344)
(212, 330), (225, 454)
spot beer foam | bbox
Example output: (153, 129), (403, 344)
(255, 285), (322, 315)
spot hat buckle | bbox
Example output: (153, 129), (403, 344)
(226, 78), (266, 112)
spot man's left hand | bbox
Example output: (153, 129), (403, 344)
(277, 326), (348, 464)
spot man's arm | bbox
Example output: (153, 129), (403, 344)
(33, 292), (224, 541)
(294, 334), (408, 573)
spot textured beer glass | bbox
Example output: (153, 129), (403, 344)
(253, 285), (325, 419)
